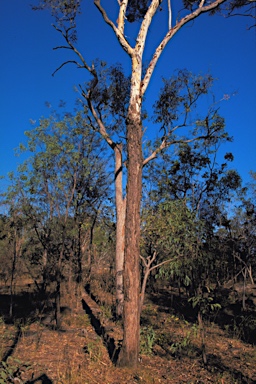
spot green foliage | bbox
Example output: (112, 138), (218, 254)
(228, 314), (256, 342)
(84, 339), (103, 362)
(85, 61), (130, 133)
(140, 325), (156, 355)
(126, 0), (151, 22)
(189, 293), (221, 316)
(32, 0), (81, 31)
(0, 357), (31, 384)
(72, 314), (91, 328)
(2, 108), (111, 286)
(142, 199), (201, 260)
(156, 320), (198, 358)
(99, 304), (113, 321)
(169, 328), (196, 356)
(141, 199), (203, 292)
(154, 70), (214, 129)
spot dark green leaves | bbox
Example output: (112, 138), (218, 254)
(126, 0), (151, 22)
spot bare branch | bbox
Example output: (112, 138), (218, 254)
(85, 91), (116, 150)
(52, 60), (83, 76)
(143, 129), (220, 167)
(94, 0), (133, 56)
(52, 24), (94, 74)
(168, 0), (172, 29)
(117, 0), (129, 33)
(149, 258), (174, 273)
(135, 0), (162, 58)
(53, 45), (73, 50)
(139, 254), (148, 268)
(228, 11), (256, 27)
(140, 251), (157, 269)
(141, 0), (227, 95)
(143, 139), (168, 166)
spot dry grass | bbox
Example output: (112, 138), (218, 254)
(1, 286), (256, 383)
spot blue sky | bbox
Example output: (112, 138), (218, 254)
(0, 0), (255, 194)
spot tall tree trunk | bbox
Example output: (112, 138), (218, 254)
(118, 102), (143, 367)
(115, 144), (126, 317)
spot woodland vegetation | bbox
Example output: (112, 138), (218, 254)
(0, 0), (256, 382)
(0, 96), (255, 383)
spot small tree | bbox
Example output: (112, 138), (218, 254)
(140, 199), (202, 311)
(4, 109), (110, 327)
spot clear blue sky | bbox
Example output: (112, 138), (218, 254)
(0, 0), (255, 194)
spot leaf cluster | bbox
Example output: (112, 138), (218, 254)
(85, 62), (130, 137)
(0, 357), (31, 384)
(32, 0), (81, 26)
(141, 199), (201, 265)
(154, 70), (214, 127)
(126, 0), (151, 22)
(189, 289), (221, 315)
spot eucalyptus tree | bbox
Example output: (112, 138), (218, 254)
(5, 109), (110, 327)
(32, 0), (253, 366)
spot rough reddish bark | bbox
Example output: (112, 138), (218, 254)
(117, 108), (143, 368)
(114, 144), (126, 317)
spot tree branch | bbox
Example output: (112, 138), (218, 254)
(81, 85), (116, 151)
(143, 130), (220, 167)
(52, 24), (94, 74)
(149, 258), (174, 273)
(52, 60), (83, 76)
(168, 0), (172, 29)
(117, 0), (129, 33)
(143, 139), (168, 166)
(53, 45), (73, 50)
(141, 0), (227, 95)
(94, 0), (133, 56)
(135, 0), (163, 59)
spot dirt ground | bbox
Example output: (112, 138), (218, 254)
(0, 287), (256, 384)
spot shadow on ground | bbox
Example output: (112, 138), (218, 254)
(81, 298), (120, 363)
(0, 285), (61, 361)
(0, 285), (54, 323)
(25, 373), (53, 384)
(149, 287), (256, 345)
